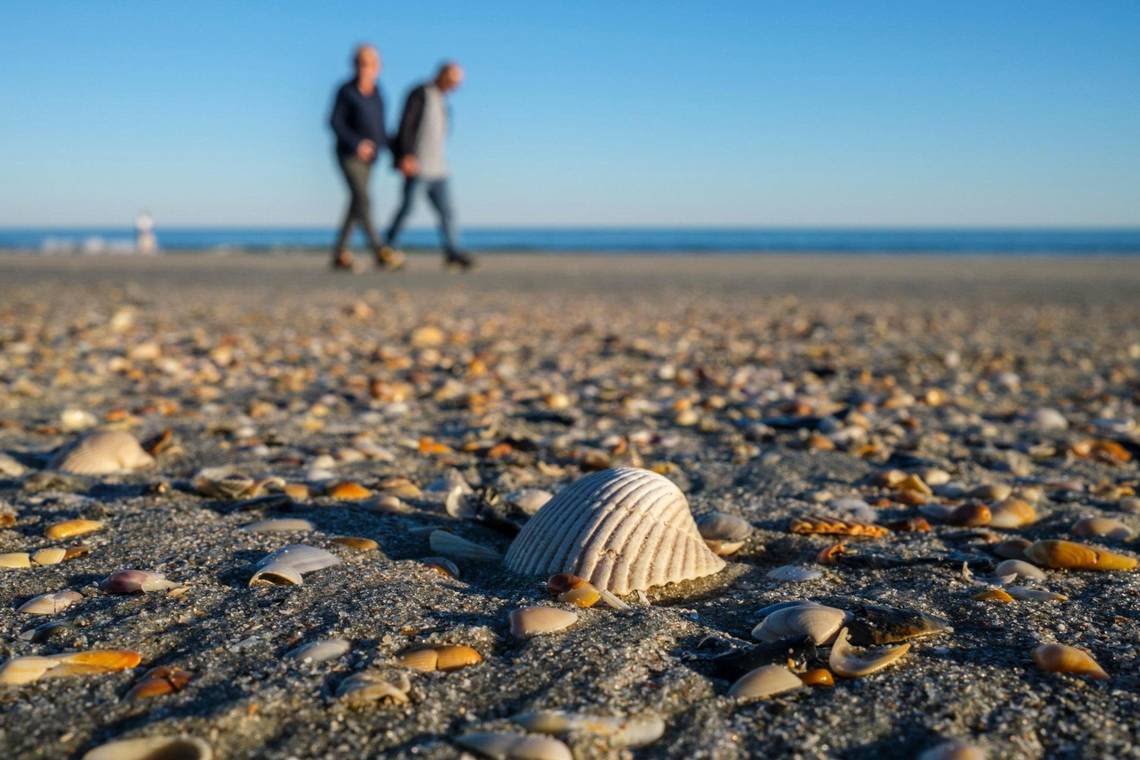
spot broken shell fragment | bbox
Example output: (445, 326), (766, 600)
(82, 736), (212, 760)
(1005, 586), (1067, 602)
(455, 732), (572, 760)
(788, 516), (887, 538)
(751, 603), (848, 645)
(242, 518), (314, 533)
(546, 573), (629, 610)
(828, 627), (910, 677)
(0, 552), (32, 569)
(504, 467), (725, 594)
(421, 556), (460, 578)
(429, 530), (502, 562)
(45, 518), (104, 540)
(125, 666), (192, 699)
(329, 481), (372, 501)
(52, 430), (154, 475)
(767, 565), (822, 582)
(988, 498), (1037, 529)
(994, 559), (1046, 581)
(331, 536), (379, 552)
(509, 606), (579, 638)
(919, 503), (991, 527)
(511, 710), (664, 748)
(31, 548), (67, 566)
(101, 570), (179, 594)
(397, 644), (482, 672)
(798, 668), (834, 687)
(1, 649), (142, 684)
(727, 663), (805, 699)
(1025, 540), (1136, 571)
(696, 511), (751, 556)
(287, 638), (351, 664)
(972, 588), (1014, 603)
(1072, 516), (1132, 541)
(1032, 643), (1108, 679)
(337, 670), (411, 706)
(18, 589), (83, 615)
(846, 604), (952, 645)
(249, 544), (342, 587)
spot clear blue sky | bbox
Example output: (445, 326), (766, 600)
(1, 1), (1138, 227)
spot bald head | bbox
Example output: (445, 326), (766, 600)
(435, 61), (464, 93)
(353, 45), (381, 91)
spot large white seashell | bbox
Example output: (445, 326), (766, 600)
(52, 431), (154, 475)
(752, 602), (848, 644)
(249, 544), (341, 587)
(82, 736), (212, 760)
(503, 467), (725, 594)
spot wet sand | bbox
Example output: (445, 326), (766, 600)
(1, 253), (1138, 759)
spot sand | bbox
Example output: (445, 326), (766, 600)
(0, 253), (1138, 759)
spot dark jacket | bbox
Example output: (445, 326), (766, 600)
(392, 83), (450, 164)
(329, 80), (387, 160)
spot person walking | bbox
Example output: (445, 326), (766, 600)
(381, 61), (474, 270)
(329, 44), (405, 271)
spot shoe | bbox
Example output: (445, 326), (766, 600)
(376, 246), (407, 270)
(443, 250), (476, 271)
(331, 250), (357, 271)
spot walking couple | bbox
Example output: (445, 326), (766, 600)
(329, 45), (474, 272)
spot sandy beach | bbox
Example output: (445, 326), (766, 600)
(1, 253), (1139, 759)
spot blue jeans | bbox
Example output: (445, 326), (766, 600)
(385, 176), (459, 254)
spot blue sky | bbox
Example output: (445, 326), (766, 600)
(0, 1), (1138, 227)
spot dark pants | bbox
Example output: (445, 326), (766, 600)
(385, 176), (458, 255)
(333, 154), (382, 254)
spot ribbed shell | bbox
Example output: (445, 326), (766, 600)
(503, 467), (725, 594)
(53, 431), (154, 475)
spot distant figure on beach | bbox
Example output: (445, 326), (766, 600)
(328, 44), (405, 271)
(384, 62), (475, 271)
(134, 211), (157, 254)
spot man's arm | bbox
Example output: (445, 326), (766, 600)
(329, 86), (363, 152)
(394, 86), (426, 167)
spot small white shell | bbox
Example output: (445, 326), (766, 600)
(336, 670), (410, 705)
(994, 559), (1046, 581)
(766, 565), (823, 583)
(52, 431), (154, 475)
(82, 736), (212, 760)
(752, 603), (848, 644)
(249, 544), (341, 587)
(18, 589), (83, 615)
(828, 626), (910, 677)
(287, 638), (351, 663)
(727, 664), (805, 699)
(504, 468), (725, 594)
(509, 606), (579, 638)
(455, 732), (572, 760)
(696, 511), (751, 556)
(429, 530), (502, 563)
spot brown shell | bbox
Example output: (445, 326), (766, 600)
(789, 516), (888, 538)
(1025, 540), (1137, 571)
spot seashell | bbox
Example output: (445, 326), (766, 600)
(61, 409), (98, 431)
(994, 559), (1045, 581)
(846, 604), (952, 646)
(31, 548), (67, 566)
(242, 518), (314, 533)
(329, 481), (372, 500)
(799, 668), (834, 687)
(919, 503), (991, 527)
(993, 537), (1032, 561)
(1005, 586), (1067, 602)
(0, 552), (31, 569)
(52, 430), (154, 475)
(508, 489), (554, 515)
(429, 530), (502, 563)
(727, 663), (805, 699)
(45, 518), (104, 540)
(82, 736), (212, 760)
(1072, 516), (1132, 541)
(766, 565), (822, 583)
(397, 644), (482, 672)
(337, 670), (411, 706)
(2, 649), (142, 684)
(828, 627), (910, 677)
(125, 666), (192, 699)
(421, 556), (460, 578)
(504, 467), (725, 594)
(1025, 540), (1136, 571)
(696, 511), (751, 556)
(788, 515), (887, 538)
(917, 740), (986, 760)
(287, 638), (351, 663)
(249, 544), (341, 587)
(331, 536), (379, 552)
(0, 655), (62, 685)
(751, 603), (848, 645)
(547, 573), (629, 610)
(0, 452), (28, 477)
(455, 732), (572, 760)
(100, 570), (179, 594)
(18, 589), (83, 615)
(988, 498), (1038, 529)
(509, 606), (579, 638)
(193, 468), (260, 499)
(970, 483), (1011, 501)
(444, 484), (475, 519)
(1032, 643), (1108, 679)
(894, 473), (932, 496)
(511, 710), (664, 748)
(972, 588), (1013, 603)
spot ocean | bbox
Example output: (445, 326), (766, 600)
(1, 227), (1139, 255)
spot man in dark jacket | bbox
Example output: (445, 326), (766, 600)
(382, 61), (474, 270)
(328, 45), (405, 271)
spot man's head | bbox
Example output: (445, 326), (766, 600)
(354, 45), (382, 87)
(434, 61), (465, 93)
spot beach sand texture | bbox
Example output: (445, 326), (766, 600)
(1, 253), (1139, 759)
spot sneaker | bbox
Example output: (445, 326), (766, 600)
(331, 250), (357, 271)
(376, 246), (407, 270)
(443, 250), (476, 271)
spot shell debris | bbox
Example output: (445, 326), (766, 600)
(509, 606), (579, 638)
(828, 627), (910, 677)
(397, 644), (482, 672)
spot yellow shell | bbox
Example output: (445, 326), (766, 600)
(45, 519), (104, 540)
(1032, 643), (1108, 679)
(1025, 540), (1136, 571)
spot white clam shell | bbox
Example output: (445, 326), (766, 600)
(509, 606), (579, 638)
(752, 603), (848, 644)
(18, 589), (83, 615)
(52, 431), (154, 475)
(503, 467), (725, 594)
(287, 638), (351, 663)
(82, 736), (212, 760)
(249, 544), (341, 587)
(727, 664), (805, 699)
(455, 732), (572, 760)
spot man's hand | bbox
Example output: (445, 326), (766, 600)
(356, 139), (377, 162)
(399, 154), (419, 177)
